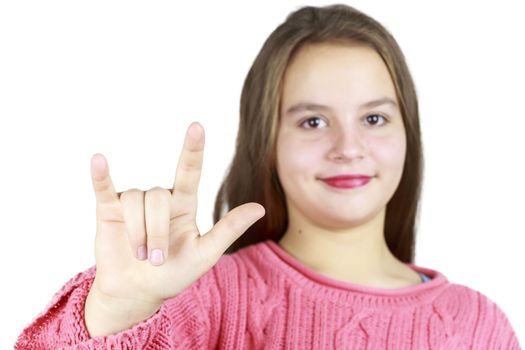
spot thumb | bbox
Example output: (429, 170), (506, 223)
(198, 203), (265, 263)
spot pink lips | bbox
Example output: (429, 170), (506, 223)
(320, 175), (372, 189)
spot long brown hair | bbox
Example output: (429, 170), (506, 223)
(213, 4), (423, 263)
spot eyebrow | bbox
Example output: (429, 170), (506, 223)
(285, 97), (398, 115)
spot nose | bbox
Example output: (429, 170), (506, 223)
(327, 126), (367, 162)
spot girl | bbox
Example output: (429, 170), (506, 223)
(16, 4), (520, 349)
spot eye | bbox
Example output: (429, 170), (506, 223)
(300, 116), (327, 129)
(364, 114), (388, 126)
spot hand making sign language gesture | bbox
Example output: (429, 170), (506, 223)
(84, 122), (265, 337)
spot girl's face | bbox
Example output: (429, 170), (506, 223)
(276, 42), (406, 229)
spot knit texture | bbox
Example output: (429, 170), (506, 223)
(16, 239), (521, 349)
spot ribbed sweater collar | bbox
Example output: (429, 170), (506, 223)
(250, 239), (450, 309)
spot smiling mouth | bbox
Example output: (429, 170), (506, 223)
(319, 175), (372, 189)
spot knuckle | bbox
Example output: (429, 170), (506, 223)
(146, 187), (171, 199)
(120, 188), (143, 199)
(148, 186), (165, 192)
(223, 214), (237, 231)
(181, 160), (201, 173)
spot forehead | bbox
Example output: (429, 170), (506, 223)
(281, 42), (398, 111)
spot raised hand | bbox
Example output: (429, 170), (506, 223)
(85, 122), (265, 336)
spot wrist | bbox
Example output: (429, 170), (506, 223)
(84, 285), (163, 337)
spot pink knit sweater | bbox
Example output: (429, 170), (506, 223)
(16, 239), (520, 349)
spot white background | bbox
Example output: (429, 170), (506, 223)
(1, 0), (523, 347)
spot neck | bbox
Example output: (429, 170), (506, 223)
(278, 207), (416, 287)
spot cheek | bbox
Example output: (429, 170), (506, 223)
(368, 133), (406, 170)
(276, 134), (326, 179)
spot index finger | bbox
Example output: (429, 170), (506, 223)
(173, 122), (205, 196)
(91, 153), (119, 205)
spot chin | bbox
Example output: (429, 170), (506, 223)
(308, 207), (382, 229)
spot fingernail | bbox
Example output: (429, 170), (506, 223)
(137, 245), (147, 260)
(150, 249), (164, 265)
(188, 122), (202, 140)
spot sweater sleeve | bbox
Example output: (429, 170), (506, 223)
(14, 265), (222, 349)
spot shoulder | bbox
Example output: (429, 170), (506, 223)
(409, 264), (511, 322)
(431, 281), (519, 347)
(433, 282), (509, 319)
